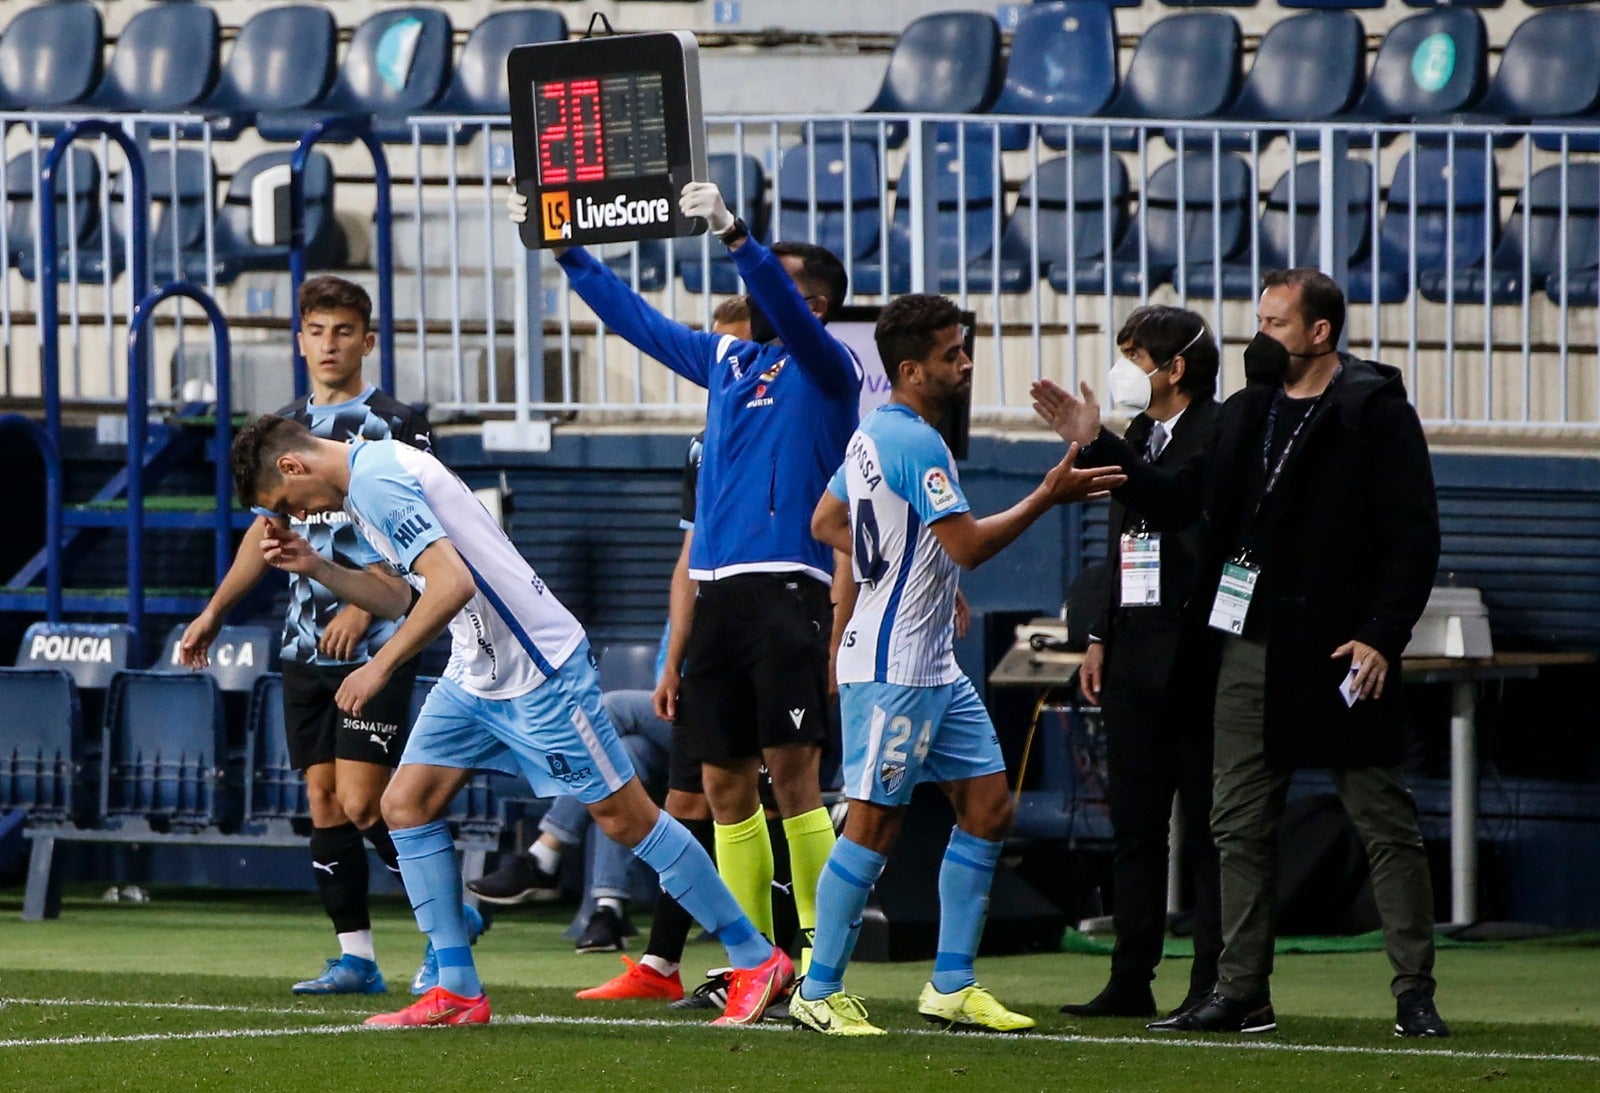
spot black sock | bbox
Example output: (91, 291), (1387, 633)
(645, 817), (714, 965)
(309, 823), (370, 934)
(361, 818), (402, 877)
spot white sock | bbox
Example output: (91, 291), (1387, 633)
(337, 930), (376, 962)
(640, 954), (678, 978)
(596, 896), (625, 915)
(530, 840), (562, 873)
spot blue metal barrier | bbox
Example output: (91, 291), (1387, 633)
(289, 119), (395, 396)
(0, 415), (63, 620)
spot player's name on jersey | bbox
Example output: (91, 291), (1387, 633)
(847, 433), (884, 490)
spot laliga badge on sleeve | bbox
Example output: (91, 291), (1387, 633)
(1208, 553), (1260, 635)
(1119, 530), (1162, 607)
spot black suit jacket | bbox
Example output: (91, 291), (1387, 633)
(1091, 399), (1218, 699)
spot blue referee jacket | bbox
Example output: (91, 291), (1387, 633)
(557, 239), (861, 584)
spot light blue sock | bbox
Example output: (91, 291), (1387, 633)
(799, 836), (886, 1002)
(392, 820), (481, 998)
(932, 826), (1002, 995)
(632, 811), (772, 969)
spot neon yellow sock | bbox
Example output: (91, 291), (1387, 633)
(714, 807), (774, 940)
(782, 806), (837, 975)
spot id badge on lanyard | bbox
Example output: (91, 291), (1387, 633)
(1119, 527), (1162, 606)
(1209, 551), (1259, 634)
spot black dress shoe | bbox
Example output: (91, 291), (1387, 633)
(1146, 992), (1276, 1033)
(1394, 989), (1451, 1038)
(1059, 980), (1157, 1018)
(1166, 990), (1211, 1019)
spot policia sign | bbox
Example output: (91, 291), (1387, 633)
(508, 28), (708, 248)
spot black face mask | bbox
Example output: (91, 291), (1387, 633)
(746, 295), (778, 345)
(1242, 331), (1292, 387)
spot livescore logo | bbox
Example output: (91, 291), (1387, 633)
(539, 185), (674, 245)
(541, 191), (572, 242)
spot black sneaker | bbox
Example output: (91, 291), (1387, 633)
(1059, 979), (1158, 1018)
(668, 968), (733, 1011)
(1146, 992), (1276, 1034)
(575, 906), (631, 953)
(1394, 989), (1451, 1038)
(466, 852), (560, 906)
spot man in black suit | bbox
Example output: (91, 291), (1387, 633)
(1060, 306), (1223, 1020)
(1033, 269), (1449, 1039)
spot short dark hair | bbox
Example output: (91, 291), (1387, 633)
(712, 295), (750, 326)
(875, 293), (963, 388)
(298, 274), (372, 330)
(232, 414), (314, 508)
(770, 241), (848, 321)
(1116, 304), (1218, 400)
(1262, 267), (1345, 349)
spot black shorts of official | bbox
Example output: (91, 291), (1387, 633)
(667, 718), (704, 794)
(281, 658), (420, 771)
(677, 571), (832, 765)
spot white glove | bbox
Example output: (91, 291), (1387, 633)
(679, 181), (735, 236)
(506, 175), (528, 225)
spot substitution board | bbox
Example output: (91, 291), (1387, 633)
(508, 31), (708, 248)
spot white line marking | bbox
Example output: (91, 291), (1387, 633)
(0, 999), (1595, 1065)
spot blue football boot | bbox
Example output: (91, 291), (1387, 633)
(410, 902), (488, 995)
(292, 953), (387, 995)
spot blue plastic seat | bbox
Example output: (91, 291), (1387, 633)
(988, 2), (1117, 151)
(984, 152), (1129, 296)
(1281, 0), (1385, 9)
(1185, 158), (1375, 299)
(679, 153), (769, 294)
(1199, 12), (1365, 149)
(137, 149), (217, 285)
(1420, 163), (1600, 304)
(387, 8), (569, 143)
(1346, 9), (1487, 125)
(884, 129), (1003, 293)
(860, 12), (1003, 148)
(0, 0), (103, 111)
(0, 669), (85, 825)
(179, 5), (338, 142)
(774, 138), (884, 294)
(102, 670), (233, 832)
(598, 642), (659, 693)
(1402, 0), (1500, 7)
(243, 673), (308, 831)
(8, 148), (104, 283)
(1464, 9), (1600, 129)
(1346, 147), (1496, 305)
(185, 150), (345, 286)
(79, 2), (219, 113)
(257, 7), (455, 144)
(1056, 152), (1252, 297)
(1090, 12), (1242, 152)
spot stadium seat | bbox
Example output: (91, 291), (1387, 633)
(679, 153), (769, 294)
(1198, 12), (1365, 149)
(11, 621), (136, 776)
(8, 148), (105, 283)
(598, 642), (659, 693)
(1421, 163), (1600, 304)
(884, 129), (1005, 293)
(859, 12), (1004, 147)
(0, 669), (86, 826)
(186, 150), (345, 286)
(0, 0), (103, 111)
(1280, 0), (1385, 9)
(256, 7), (455, 144)
(1346, 146), (1497, 305)
(242, 673), (307, 833)
(102, 670), (235, 833)
(78, 1), (220, 114)
(1084, 12), (1242, 152)
(774, 138), (884, 293)
(982, 152), (1130, 296)
(1055, 152), (1251, 297)
(987, 2), (1117, 151)
(1459, 8), (1600, 129)
(1346, 8), (1487, 123)
(1185, 158), (1375, 299)
(179, 5), (339, 141)
(390, 8), (570, 142)
(141, 149), (217, 285)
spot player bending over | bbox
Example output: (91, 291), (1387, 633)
(234, 415), (793, 1027)
(796, 295), (1125, 1035)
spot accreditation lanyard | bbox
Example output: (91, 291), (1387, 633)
(1208, 366), (1343, 635)
(1119, 521), (1162, 607)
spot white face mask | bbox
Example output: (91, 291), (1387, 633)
(1108, 358), (1154, 413)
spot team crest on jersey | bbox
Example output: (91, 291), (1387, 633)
(923, 467), (959, 512)
(746, 357), (786, 409)
(879, 761), (907, 796)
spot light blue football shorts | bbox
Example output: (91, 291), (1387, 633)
(401, 639), (636, 804)
(838, 674), (1006, 806)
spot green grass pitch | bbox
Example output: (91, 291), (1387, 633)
(1, 889), (1597, 1091)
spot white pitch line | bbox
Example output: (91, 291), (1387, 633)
(0, 999), (1596, 1066)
